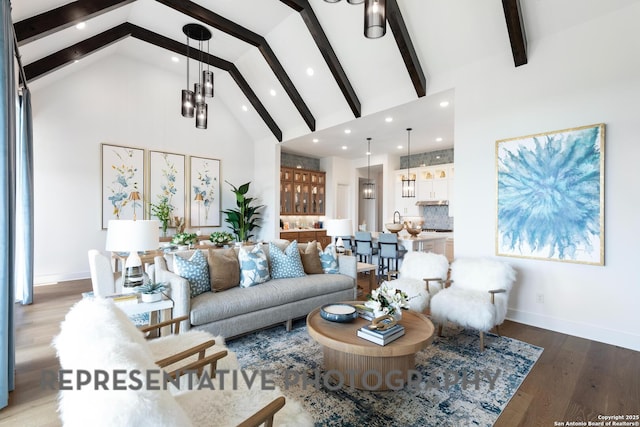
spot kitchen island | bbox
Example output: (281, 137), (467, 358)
(372, 231), (452, 256)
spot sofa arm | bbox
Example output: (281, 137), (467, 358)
(337, 255), (357, 280)
(153, 255), (191, 332)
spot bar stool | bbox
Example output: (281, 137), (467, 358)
(377, 233), (407, 282)
(354, 231), (378, 264)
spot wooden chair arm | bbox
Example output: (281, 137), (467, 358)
(386, 270), (399, 281)
(237, 396), (286, 427)
(156, 339), (216, 369)
(165, 349), (228, 380)
(140, 315), (189, 337)
(422, 277), (444, 293)
(440, 279), (453, 289)
(488, 288), (506, 304)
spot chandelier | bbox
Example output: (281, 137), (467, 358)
(324, 0), (387, 39)
(402, 128), (416, 198)
(363, 137), (375, 199)
(180, 23), (214, 129)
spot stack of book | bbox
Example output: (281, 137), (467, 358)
(354, 304), (374, 321)
(82, 291), (139, 305)
(357, 322), (405, 346)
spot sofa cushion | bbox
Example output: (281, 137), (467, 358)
(268, 241), (306, 279)
(174, 250), (211, 298)
(189, 274), (355, 325)
(319, 244), (339, 274)
(238, 244), (270, 288)
(208, 248), (240, 292)
(298, 241), (324, 274)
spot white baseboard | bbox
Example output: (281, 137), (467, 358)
(506, 308), (640, 352)
(35, 271), (90, 286)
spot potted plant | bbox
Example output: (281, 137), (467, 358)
(149, 197), (173, 237)
(171, 232), (198, 249)
(222, 181), (264, 243)
(137, 282), (166, 303)
(210, 231), (234, 247)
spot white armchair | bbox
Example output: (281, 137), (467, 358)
(429, 258), (516, 351)
(382, 251), (450, 312)
(53, 298), (313, 426)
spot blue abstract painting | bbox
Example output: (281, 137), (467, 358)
(496, 124), (605, 265)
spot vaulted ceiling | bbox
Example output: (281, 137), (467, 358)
(13, 0), (630, 160)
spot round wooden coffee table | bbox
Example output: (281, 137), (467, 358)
(307, 302), (434, 391)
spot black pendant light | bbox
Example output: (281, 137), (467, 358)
(402, 128), (416, 198)
(364, 0), (386, 39)
(181, 24), (212, 129)
(363, 138), (375, 199)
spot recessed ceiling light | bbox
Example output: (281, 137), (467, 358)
(344, 129), (351, 134)
(436, 155), (441, 159)
(436, 137), (443, 142)
(296, 165), (302, 169)
(366, 151), (371, 156)
(269, 89), (276, 96)
(75, 22), (86, 30)
(385, 117), (393, 123)
(439, 101), (449, 107)
(306, 67), (314, 76)
(73, 60), (80, 64)
(241, 105), (248, 112)
(171, 56), (179, 63)
(341, 146), (348, 150)
(312, 138), (319, 143)
(397, 145), (403, 149)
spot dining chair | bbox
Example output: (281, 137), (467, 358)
(354, 231), (378, 264)
(376, 233), (407, 282)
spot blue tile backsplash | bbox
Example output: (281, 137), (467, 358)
(422, 205), (454, 230)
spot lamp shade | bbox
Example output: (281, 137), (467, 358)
(364, 0), (386, 39)
(325, 218), (353, 237)
(106, 220), (160, 253)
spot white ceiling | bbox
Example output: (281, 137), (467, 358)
(13, 0), (638, 160)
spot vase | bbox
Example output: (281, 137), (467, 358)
(141, 293), (162, 303)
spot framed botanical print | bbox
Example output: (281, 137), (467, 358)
(149, 151), (186, 233)
(101, 144), (145, 229)
(496, 124), (605, 265)
(189, 156), (221, 227)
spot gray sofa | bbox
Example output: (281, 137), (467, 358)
(149, 243), (357, 338)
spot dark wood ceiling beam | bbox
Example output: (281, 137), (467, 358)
(24, 23), (283, 141)
(502, 0), (528, 66)
(156, 0), (314, 131)
(14, 0), (135, 46)
(386, 0), (427, 97)
(280, 0), (361, 118)
(23, 23), (133, 82)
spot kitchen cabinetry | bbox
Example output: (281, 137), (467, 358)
(280, 230), (330, 247)
(418, 165), (449, 201)
(280, 168), (325, 215)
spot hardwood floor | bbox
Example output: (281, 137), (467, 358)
(1, 278), (638, 426)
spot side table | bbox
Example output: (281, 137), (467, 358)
(357, 262), (377, 296)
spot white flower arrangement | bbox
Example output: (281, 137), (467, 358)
(364, 282), (409, 316)
(210, 231), (234, 246)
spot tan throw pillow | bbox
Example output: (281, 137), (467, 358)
(299, 240), (324, 274)
(208, 248), (240, 292)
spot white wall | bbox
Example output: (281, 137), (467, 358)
(451, 4), (640, 350)
(32, 55), (257, 284)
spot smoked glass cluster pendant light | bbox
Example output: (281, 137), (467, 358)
(323, 0), (386, 39)
(180, 24), (214, 129)
(401, 128), (416, 198)
(363, 137), (375, 199)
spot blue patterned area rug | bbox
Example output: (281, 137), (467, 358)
(227, 321), (543, 427)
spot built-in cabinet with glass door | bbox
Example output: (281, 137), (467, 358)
(280, 167), (325, 215)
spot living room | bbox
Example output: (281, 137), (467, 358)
(2, 0), (639, 425)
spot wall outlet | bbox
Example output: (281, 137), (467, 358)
(536, 294), (544, 304)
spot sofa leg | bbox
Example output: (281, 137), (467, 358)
(285, 319), (292, 332)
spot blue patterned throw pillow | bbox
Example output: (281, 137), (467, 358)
(239, 244), (270, 288)
(173, 250), (211, 298)
(320, 244), (339, 274)
(269, 241), (306, 279)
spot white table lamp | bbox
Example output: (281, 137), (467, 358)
(106, 220), (160, 288)
(325, 219), (353, 252)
